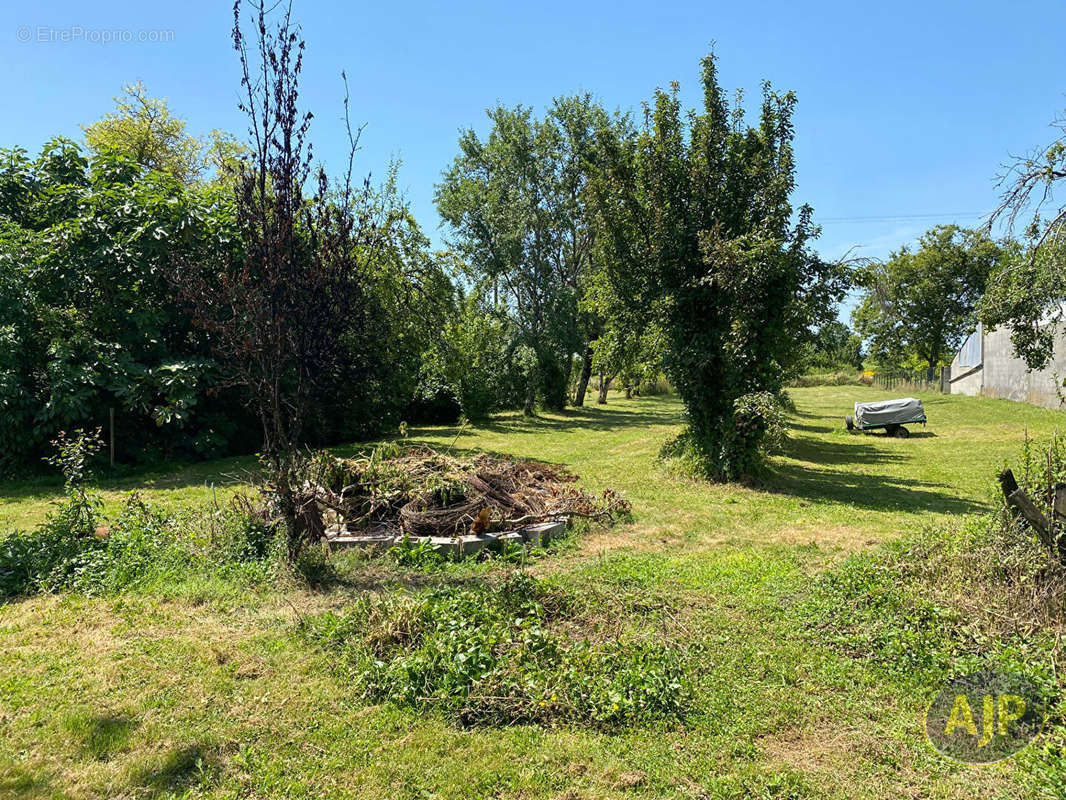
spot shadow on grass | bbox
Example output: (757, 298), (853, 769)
(768, 461), (981, 514)
(65, 711), (139, 760)
(769, 432), (982, 516)
(0, 453), (261, 504)
(780, 434), (907, 466)
(411, 396), (683, 440)
(0, 761), (54, 800)
(128, 743), (217, 798)
(1, 397), (684, 507)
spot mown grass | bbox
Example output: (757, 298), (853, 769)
(1, 385), (1064, 799)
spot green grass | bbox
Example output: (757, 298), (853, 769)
(1, 385), (1064, 799)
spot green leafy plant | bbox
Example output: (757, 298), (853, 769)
(301, 572), (691, 728)
(44, 428), (105, 537)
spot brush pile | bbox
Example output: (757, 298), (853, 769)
(294, 445), (630, 540)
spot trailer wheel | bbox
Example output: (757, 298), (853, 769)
(896, 426), (910, 438)
(845, 415), (854, 431)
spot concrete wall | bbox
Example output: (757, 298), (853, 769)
(948, 363), (982, 397)
(949, 324), (1066, 410)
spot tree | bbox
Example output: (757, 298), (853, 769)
(580, 263), (663, 403)
(979, 109), (1066, 370)
(589, 54), (842, 479)
(547, 96), (613, 407)
(436, 97), (609, 414)
(418, 290), (527, 420)
(83, 81), (247, 186)
(0, 139), (245, 472)
(804, 320), (863, 372)
(853, 225), (1002, 374)
(175, 0), (392, 554)
(83, 81), (205, 183)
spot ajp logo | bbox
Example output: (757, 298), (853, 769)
(925, 671), (1045, 763)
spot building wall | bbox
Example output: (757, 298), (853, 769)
(949, 364), (982, 396)
(949, 324), (1066, 410)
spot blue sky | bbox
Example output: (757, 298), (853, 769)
(4, 0), (1065, 319)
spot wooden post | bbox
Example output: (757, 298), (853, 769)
(1054, 483), (1066, 521)
(1008, 488), (1054, 551)
(998, 468), (1019, 499)
(1000, 468), (1057, 554)
(109, 407), (115, 468)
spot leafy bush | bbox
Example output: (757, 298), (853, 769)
(418, 295), (528, 420)
(663, 391), (789, 479)
(733, 391), (788, 456)
(0, 432), (281, 596)
(301, 572), (690, 728)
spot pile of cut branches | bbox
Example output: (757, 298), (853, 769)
(292, 445), (630, 540)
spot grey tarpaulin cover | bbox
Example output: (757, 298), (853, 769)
(853, 397), (926, 428)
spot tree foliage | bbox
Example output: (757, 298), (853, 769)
(853, 225), (1002, 372)
(804, 320), (863, 372)
(82, 81), (238, 184)
(0, 139), (247, 471)
(979, 108), (1066, 370)
(589, 54), (841, 478)
(436, 97), (611, 413)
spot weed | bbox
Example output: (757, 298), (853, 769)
(302, 572), (691, 728)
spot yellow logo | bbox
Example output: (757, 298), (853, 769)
(926, 672), (1044, 763)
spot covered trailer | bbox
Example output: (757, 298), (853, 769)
(845, 397), (926, 437)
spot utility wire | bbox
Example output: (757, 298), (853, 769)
(817, 211), (990, 224)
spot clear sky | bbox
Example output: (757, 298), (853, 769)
(4, 0), (1064, 319)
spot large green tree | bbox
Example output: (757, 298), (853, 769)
(0, 139), (246, 470)
(589, 54), (841, 478)
(853, 225), (1002, 374)
(436, 97), (609, 413)
(82, 81), (232, 185)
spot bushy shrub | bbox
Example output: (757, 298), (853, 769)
(663, 391), (789, 480)
(418, 296), (528, 420)
(302, 572), (690, 728)
(0, 432), (282, 596)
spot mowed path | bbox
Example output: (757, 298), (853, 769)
(1, 386), (1062, 799)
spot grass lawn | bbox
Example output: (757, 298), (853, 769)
(1, 385), (1063, 799)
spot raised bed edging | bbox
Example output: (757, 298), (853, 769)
(325, 518), (567, 555)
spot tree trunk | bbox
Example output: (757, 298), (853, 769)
(523, 381), (536, 416)
(597, 373), (612, 404)
(573, 345), (593, 406)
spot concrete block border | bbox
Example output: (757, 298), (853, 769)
(325, 518), (568, 556)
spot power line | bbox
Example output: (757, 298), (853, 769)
(817, 211), (991, 224)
